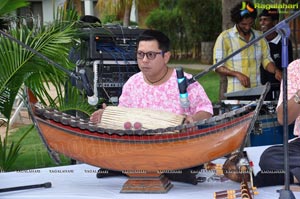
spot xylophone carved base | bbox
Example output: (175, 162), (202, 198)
(121, 172), (173, 193)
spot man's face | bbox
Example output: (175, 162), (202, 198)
(137, 40), (170, 77)
(237, 17), (255, 35)
(259, 16), (276, 33)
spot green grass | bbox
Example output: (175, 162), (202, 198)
(184, 69), (220, 103)
(5, 69), (219, 171)
(7, 125), (71, 171)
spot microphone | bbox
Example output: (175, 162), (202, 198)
(78, 69), (98, 105)
(176, 67), (190, 109)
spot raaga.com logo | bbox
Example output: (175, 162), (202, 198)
(254, 3), (299, 13)
(240, 2), (255, 16)
(241, 2), (255, 12)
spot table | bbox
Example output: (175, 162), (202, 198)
(1, 146), (299, 199)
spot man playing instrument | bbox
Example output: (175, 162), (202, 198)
(90, 29), (213, 125)
(90, 29), (213, 184)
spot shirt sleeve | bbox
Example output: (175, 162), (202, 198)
(213, 32), (225, 68)
(261, 38), (274, 69)
(277, 59), (300, 109)
(185, 74), (213, 115)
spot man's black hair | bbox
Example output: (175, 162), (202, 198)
(137, 29), (170, 52)
(259, 9), (279, 21)
(231, 1), (257, 24)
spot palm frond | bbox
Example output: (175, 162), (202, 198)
(0, 9), (82, 119)
(0, 0), (29, 17)
(59, 81), (95, 116)
(0, 4), (95, 171)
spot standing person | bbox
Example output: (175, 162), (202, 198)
(213, 1), (281, 93)
(254, 59), (300, 187)
(259, 8), (293, 100)
(90, 29), (213, 184)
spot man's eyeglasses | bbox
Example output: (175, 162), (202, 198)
(137, 51), (164, 60)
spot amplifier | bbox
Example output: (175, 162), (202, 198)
(76, 59), (139, 104)
(79, 26), (144, 60)
(73, 26), (144, 104)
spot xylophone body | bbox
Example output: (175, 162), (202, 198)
(26, 84), (269, 193)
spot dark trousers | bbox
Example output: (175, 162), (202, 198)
(259, 137), (300, 182)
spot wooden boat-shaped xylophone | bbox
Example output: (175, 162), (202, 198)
(26, 84), (268, 193)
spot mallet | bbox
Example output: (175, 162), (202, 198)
(0, 182), (52, 193)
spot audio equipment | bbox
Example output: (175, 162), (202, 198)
(74, 26), (144, 104)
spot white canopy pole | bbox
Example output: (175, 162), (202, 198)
(84, 0), (94, 15)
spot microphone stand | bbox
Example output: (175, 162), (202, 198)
(276, 19), (295, 199)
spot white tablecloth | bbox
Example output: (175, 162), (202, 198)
(1, 146), (299, 199)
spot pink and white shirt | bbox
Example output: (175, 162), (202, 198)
(118, 69), (213, 116)
(277, 59), (300, 136)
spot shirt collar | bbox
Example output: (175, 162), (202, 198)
(232, 25), (255, 41)
(269, 33), (281, 45)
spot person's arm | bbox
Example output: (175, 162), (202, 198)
(261, 37), (282, 81)
(215, 66), (250, 88)
(276, 59), (300, 125)
(277, 90), (300, 125)
(212, 30), (252, 87)
(265, 62), (282, 81)
(183, 80), (213, 124)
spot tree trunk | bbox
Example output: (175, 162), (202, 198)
(123, 0), (132, 27)
(64, 0), (82, 15)
(137, 0), (159, 28)
(219, 0), (243, 100)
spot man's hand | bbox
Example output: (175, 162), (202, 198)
(184, 115), (194, 124)
(274, 69), (282, 81)
(183, 112), (212, 124)
(90, 103), (107, 123)
(266, 62), (282, 81)
(235, 72), (250, 88)
(216, 66), (250, 88)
